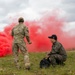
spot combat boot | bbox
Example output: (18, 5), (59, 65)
(25, 63), (30, 70)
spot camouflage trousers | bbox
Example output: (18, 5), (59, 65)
(49, 54), (66, 66)
(12, 42), (30, 69)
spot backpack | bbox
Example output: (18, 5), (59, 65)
(40, 58), (50, 68)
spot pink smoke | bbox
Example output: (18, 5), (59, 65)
(0, 14), (75, 57)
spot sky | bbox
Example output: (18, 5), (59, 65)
(0, 0), (75, 34)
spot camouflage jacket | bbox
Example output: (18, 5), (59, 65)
(11, 23), (30, 43)
(49, 41), (67, 56)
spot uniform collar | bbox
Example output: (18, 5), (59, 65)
(53, 41), (57, 45)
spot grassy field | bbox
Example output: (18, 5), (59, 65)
(0, 51), (75, 75)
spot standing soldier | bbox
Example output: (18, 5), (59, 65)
(46, 34), (67, 67)
(11, 17), (32, 70)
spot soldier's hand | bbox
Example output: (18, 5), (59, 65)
(28, 41), (32, 44)
(45, 54), (49, 59)
(46, 51), (50, 55)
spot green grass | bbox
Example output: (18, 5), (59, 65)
(0, 51), (75, 75)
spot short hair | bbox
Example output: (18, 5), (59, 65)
(18, 17), (24, 23)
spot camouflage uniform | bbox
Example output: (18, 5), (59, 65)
(48, 41), (67, 66)
(11, 23), (30, 69)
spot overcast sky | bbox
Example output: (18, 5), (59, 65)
(0, 0), (75, 32)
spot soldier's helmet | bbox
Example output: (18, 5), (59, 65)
(18, 17), (24, 23)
